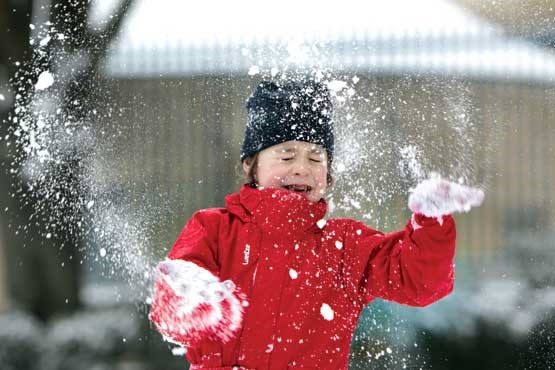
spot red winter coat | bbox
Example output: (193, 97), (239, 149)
(165, 185), (456, 370)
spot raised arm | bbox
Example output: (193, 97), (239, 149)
(344, 177), (484, 307)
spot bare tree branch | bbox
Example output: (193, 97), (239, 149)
(90, 0), (134, 62)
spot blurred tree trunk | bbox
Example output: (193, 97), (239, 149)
(0, 218), (8, 312)
(0, 0), (35, 316)
(0, 0), (133, 320)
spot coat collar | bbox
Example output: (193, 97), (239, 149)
(225, 184), (327, 236)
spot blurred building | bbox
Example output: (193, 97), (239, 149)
(95, 0), (555, 265)
(454, 0), (555, 48)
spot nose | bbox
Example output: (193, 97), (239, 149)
(291, 158), (310, 177)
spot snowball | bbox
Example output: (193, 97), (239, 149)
(289, 268), (298, 279)
(326, 80), (348, 93)
(320, 303), (334, 321)
(35, 71), (54, 90)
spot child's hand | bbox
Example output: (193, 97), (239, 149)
(408, 176), (484, 217)
(149, 259), (246, 346)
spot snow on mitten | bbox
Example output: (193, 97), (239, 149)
(408, 175), (484, 218)
(148, 259), (246, 346)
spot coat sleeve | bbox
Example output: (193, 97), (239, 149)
(343, 213), (456, 307)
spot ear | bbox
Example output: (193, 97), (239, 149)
(242, 159), (251, 177)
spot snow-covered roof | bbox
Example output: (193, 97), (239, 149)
(97, 0), (555, 83)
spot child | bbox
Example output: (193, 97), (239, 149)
(149, 79), (484, 370)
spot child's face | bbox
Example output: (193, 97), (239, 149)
(243, 140), (328, 202)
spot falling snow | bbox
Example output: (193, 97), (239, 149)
(335, 240), (343, 250)
(321, 303), (334, 321)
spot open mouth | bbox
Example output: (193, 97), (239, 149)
(284, 184), (313, 193)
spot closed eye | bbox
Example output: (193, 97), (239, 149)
(310, 158), (323, 163)
(281, 157), (294, 161)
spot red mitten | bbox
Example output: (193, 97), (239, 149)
(148, 259), (247, 346)
(408, 175), (484, 218)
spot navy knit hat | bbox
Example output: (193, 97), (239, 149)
(240, 79), (334, 162)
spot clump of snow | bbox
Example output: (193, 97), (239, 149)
(248, 65), (260, 76)
(335, 240), (343, 250)
(289, 268), (298, 279)
(35, 71), (54, 90)
(156, 259), (229, 306)
(171, 346), (186, 356)
(320, 303), (334, 321)
(39, 35), (51, 47)
(316, 219), (326, 229)
(408, 174), (484, 217)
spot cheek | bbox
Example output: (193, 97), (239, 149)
(257, 164), (287, 185)
(314, 167), (328, 186)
